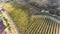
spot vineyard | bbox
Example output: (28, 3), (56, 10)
(3, 3), (59, 34)
(24, 15), (59, 34)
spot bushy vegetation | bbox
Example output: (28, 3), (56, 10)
(3, 3), (30, 34)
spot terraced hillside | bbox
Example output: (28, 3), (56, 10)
(25, 15), (59, 34)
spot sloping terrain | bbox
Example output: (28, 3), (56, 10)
(25, 15), (59, 34)
(2, 0), (60, 34)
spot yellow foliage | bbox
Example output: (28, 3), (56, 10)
(3, 3), (29, 34)
(9, 9), (29, 33)
(3, 3), (14, 12)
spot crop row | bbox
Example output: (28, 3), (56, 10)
(25, 16), (59, 34)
